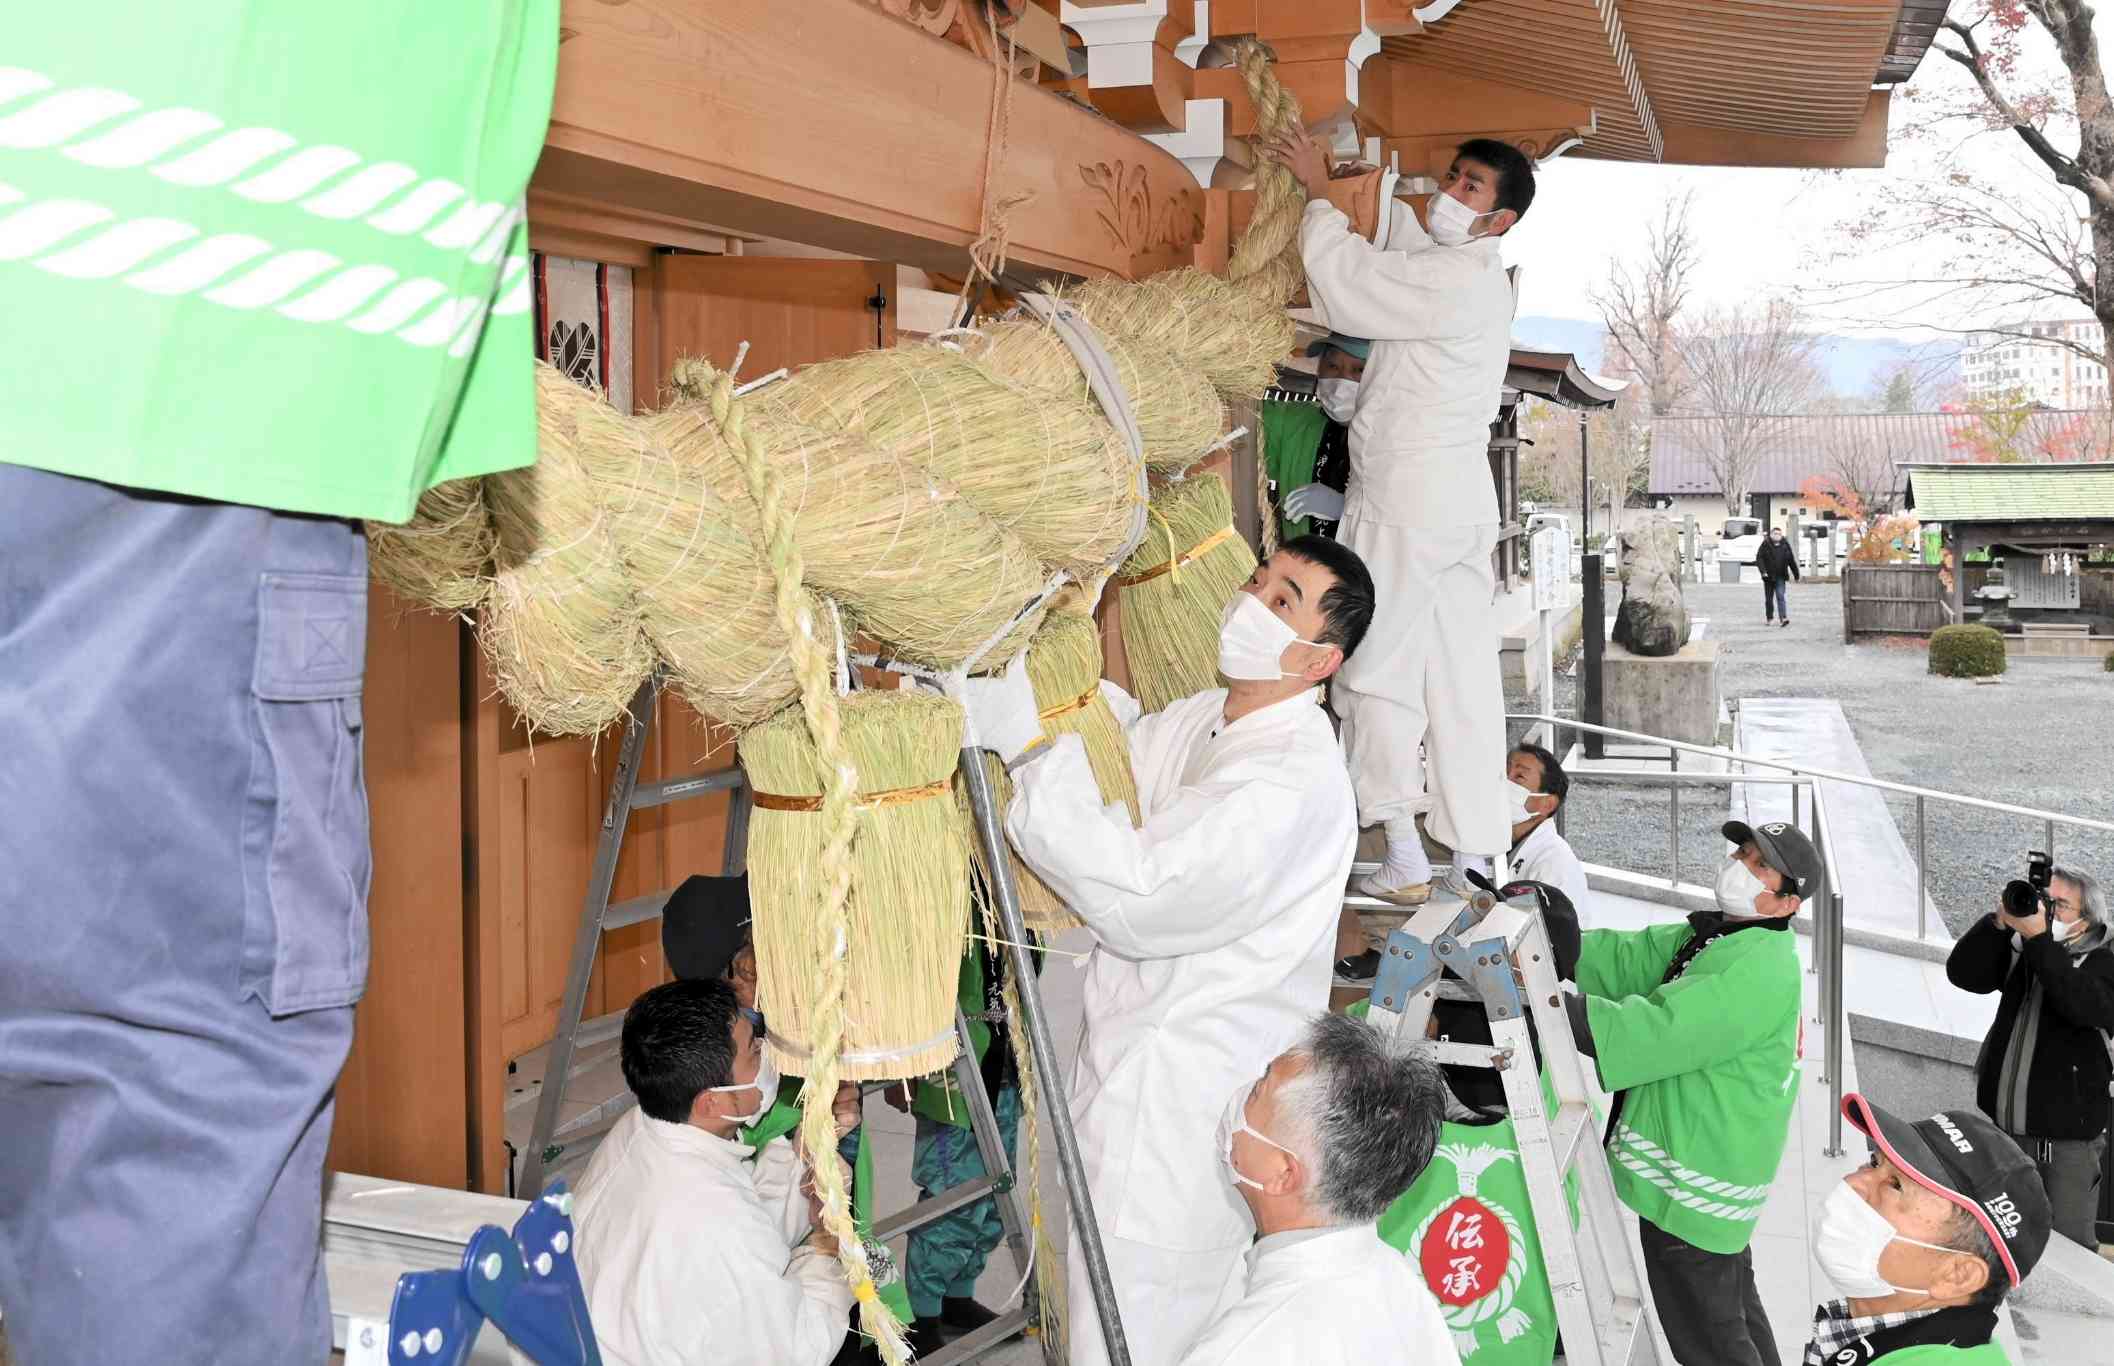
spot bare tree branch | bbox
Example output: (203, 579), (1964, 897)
(1668, 299), (1828, 515)
(1590, 191), (1699, 416)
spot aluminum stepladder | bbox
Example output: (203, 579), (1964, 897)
(1364, 886), (1672, 1366)
(517, 675), (1131, 1366)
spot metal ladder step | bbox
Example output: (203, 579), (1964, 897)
(870, 1175), (1001, 1243)
(919, 1307), (1033, 1366)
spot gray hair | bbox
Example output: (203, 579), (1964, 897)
(1274, 1013), (1446, 1223)
(2050, 866), (2104, 926)
(1944, 1203), (2012, 1309)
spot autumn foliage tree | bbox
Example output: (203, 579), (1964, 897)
(1799, 474), (1867, 522)
(1941, 387), (2104, 460)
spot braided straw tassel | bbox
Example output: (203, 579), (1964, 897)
(707, 364), (915, 1366)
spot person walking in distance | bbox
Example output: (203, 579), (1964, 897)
(1757, 527), (1800, 627)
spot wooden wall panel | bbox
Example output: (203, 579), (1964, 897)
(653, 257), (895, 386)
(328, 584), (468, 1188)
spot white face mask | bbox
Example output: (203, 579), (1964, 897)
(1506, 780), (1539, 825)
(1316, 377), (1361, 424)
(1427, 191), (1491, 247)
(708, 1039), (780, 1130)
(1716, 857), (1775, 919)
(1217, 593), (1323, 683)
(1812, 1180), (1966, 1300)
(2055, 914), (2088, 943)
(1217, 1078), (1298, 1192)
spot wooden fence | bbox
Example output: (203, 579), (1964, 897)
(1842, 564), (1947, 641)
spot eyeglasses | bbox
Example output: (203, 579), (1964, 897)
(739, 1006), (768, 1042)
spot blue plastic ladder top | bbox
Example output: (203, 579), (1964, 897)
(384, 1184), (602, 1366)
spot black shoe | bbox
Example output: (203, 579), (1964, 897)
(1334, 948), (1381, 983)
(1781, 618), (1790, 628)
(910, 1316), (952, 1348)
(942, 1297), (1008, 1336)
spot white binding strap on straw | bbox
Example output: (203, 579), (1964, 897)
(961, 569), (1070, 675)
(734, 367), (789, 397)
(1015, 292), (1150, 570)
(729, 339), (751, 381)
(768, 1026), (958, 1066)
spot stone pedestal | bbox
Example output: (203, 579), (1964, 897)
(1602, 639), (1721, 747)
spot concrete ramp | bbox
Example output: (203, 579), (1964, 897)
(1733, 697), (1946, 944)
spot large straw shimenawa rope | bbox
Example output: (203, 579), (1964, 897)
(368, 41), (1310, 1362)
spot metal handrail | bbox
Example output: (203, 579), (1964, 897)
(1512, 711), (2114, 941)
(1512, 712), (2114, 838)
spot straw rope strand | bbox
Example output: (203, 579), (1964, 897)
(708, 364), (913, 1366)
(1227, 38), (1308, 310)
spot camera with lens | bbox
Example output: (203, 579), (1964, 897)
(2001, 850), (2054, 918)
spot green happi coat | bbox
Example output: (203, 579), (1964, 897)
(1578, 916), (1802, 1255)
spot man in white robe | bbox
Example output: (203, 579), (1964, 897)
(572, 978), (852, 1366)
(1180, 1011), (1459, 1365)
(959, 536), (1376, 1366)
(1273, 130), (1539, 907)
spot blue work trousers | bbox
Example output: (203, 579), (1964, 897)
(1763, 577), (1790, 621)
(0, 466), (370, 1366)
(907, 1085), (1022, 1318)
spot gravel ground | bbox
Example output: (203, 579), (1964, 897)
(1505, 578), (2114, 936)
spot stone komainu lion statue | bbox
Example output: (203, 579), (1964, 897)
(1611, 518), (1691, 657)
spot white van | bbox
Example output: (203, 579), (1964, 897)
(1717, 516), (1765, 567)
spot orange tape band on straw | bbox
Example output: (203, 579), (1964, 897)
(1111, 525), (1237, 587)
(749, 778), (953, 813)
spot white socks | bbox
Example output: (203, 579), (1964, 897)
(1362, 817), (1434, 894)
(1455, 853), (1492, 884)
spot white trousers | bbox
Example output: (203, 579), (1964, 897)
(1065, 1229), (1247, 1366)
(1334, 518), (1509, 858)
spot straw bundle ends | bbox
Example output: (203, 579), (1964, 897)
(368, 476), (496, 613)
(966, 611), (1143, 931)
(478, 365), (656, 737)
(741, 689), (971, 1081)
(1114, 473), (1257, 713)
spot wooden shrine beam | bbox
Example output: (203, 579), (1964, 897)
(534, 0), (1205, 281)
(1653, 91), (1891, 169)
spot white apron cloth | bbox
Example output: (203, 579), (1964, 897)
(1298, 199), (1517, 856)
(1176, 1223), (1462, 1366)
(1007, 683), (1356, 1366)
(572, 1107), (852, 1366)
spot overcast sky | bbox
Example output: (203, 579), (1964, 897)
(1498, 10), (2105, 332)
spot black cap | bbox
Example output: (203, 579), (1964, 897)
(660, 873), (751, 982)
(1471, 868), (1583, 982)
(1842, 1093), (2051, 1288)
(1722, 820), (1823, 901)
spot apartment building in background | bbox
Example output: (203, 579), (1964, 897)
(1961, 317), (2110, 407)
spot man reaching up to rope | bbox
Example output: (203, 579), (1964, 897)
(950, 537), (1376, 1366)
(1270, 129), (1536, 907)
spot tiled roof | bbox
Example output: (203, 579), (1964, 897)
(1903, 463), (2114, 522)
(1647, 413), (1963, 497)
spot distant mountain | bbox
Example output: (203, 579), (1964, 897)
(1511, 316), (1962, 400)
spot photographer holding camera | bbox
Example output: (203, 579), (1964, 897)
(1945, 856), (2114, 1249)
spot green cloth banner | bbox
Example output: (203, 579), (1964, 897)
(1378, 1111), (1564, 1366)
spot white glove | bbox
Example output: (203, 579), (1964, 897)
(1282, 483), (1345, 524)
(945, 651), (1045, 766)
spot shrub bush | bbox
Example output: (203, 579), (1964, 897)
(1929, 624), (2007, 678)
(2104, 651), (2113, 673)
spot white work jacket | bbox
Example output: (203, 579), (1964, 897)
(1176, 1223), (1462, 1365)
(1512, 818), (1589, 913)
(1299, 199), (1514, 529)
(1007, 684), (1356, 1252)
(572, 1107), (852, 1366)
